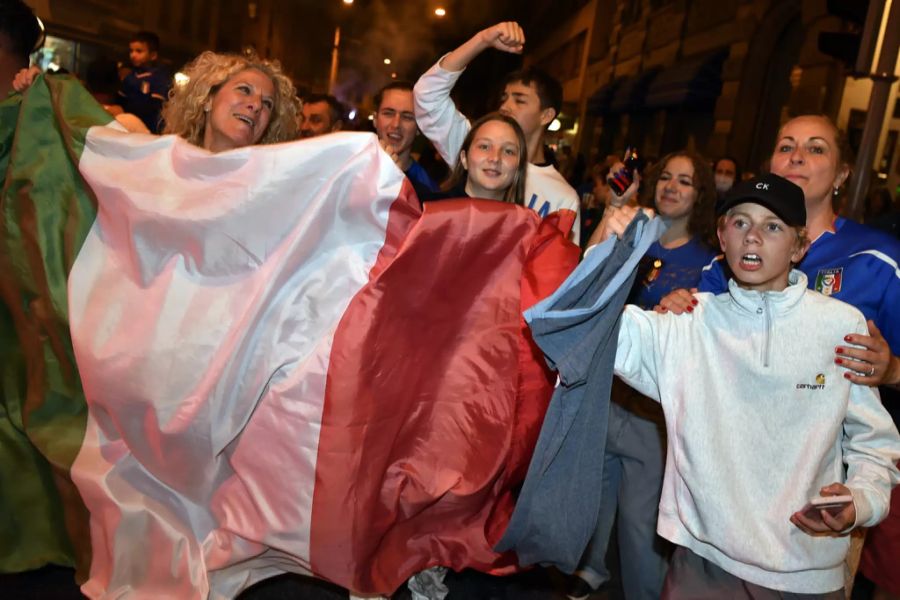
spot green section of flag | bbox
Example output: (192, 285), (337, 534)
(0, 75), (111, 576)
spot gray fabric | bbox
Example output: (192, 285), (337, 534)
(662, 546), (844, 600)
(495, 214), (664, 571)
(407, 566), (449, 600)
(578, 392), (668, 599)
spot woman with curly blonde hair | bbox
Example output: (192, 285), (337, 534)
(162, 50), (299, 151)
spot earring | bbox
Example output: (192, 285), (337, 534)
(832, 186), (840, 197)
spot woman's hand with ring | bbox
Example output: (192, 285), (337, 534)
(835, 320), (891, 386)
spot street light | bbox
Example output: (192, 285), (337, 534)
(435, 7), (446, 17)
(383, 58), (391, 65)
(329, 26), (341, 94)
(329, 0), (356, 94)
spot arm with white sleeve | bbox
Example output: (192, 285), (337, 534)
(613, 306), (664, 402)
(412, 59), (470, 168)
(842, 317), (900, 528)
(413, 22), (524, 167)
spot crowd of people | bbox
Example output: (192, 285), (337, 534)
(3, 1), (900, 599)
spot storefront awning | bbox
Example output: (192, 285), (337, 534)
(644, 50), (727, 110)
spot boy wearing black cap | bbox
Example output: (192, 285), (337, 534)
(714, 172), (809, 294)
(594, 173), (900, 597)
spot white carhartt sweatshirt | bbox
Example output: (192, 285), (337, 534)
(615, 270), (900, 593)
(413, 57), (581, 243)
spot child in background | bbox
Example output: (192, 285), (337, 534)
(115, 30), (170, 133)
(596, 173), (900, 598)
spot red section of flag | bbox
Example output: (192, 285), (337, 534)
(497, 210), (579, 528)
(310, 197), (579, 594)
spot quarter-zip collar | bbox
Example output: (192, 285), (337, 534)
(727, 269), (807, 367)
(727, 269), (807, 316)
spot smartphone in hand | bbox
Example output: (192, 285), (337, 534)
(799, 495), (853, 522)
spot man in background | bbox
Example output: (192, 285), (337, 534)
(373, 80), (438, 197)
(300, 93), (345, 138)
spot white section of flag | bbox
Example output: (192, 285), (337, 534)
(68, 128), (407, 599)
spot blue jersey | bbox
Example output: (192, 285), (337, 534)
(632, 237), (717, 310)
(699, 217), (900, 353)
(117, 65), (171, 133)
(405, 160), (439, 195)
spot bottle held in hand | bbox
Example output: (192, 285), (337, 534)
(608, 146), (639, 196)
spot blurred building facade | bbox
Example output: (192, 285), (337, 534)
(23, 1), (900, 197)
(24, 0), (333, 91)
(524, 0), (900, 196)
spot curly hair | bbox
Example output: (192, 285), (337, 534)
(162, 51), (299, 148)
(639, 150), (718, 248)
(443, 112), (528, 205)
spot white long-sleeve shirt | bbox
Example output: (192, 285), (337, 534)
(615, 270), (900, 593)
(414, 57), (581, 243)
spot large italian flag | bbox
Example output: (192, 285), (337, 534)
(1, 75), (579, 598)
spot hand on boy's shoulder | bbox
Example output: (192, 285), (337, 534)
(654, 288), (698, 315)
(835, 320), (896, 387)
(789, 483), (857, 536)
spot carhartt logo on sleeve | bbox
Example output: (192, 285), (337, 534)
(796, 373), (826, 390)
(815, 268), (843, 295)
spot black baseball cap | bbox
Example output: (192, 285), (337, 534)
(716, 173), (806, 227)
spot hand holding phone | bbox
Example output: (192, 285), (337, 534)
(790, 485), (856, 536)
(799, 495), (853, 521)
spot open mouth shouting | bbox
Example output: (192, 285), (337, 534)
(740, 253), (762, 271)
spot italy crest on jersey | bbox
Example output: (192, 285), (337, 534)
(815, 267), (843, 296)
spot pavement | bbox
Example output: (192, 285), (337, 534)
(0, 566), (617, 600)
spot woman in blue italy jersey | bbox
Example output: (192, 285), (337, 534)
(661, 115), (899, 386)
